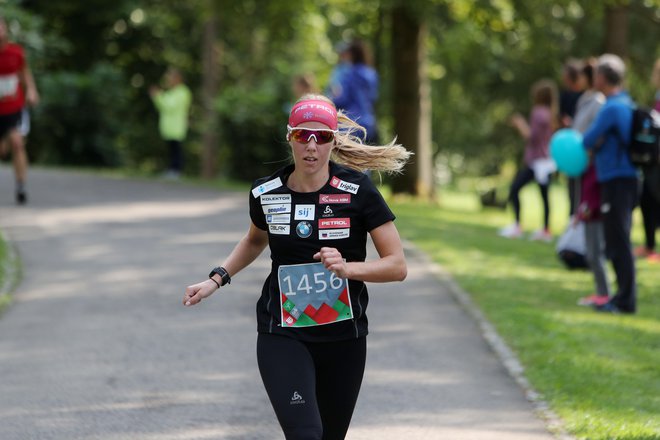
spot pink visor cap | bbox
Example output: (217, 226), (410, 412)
(288, 100), (338, 130)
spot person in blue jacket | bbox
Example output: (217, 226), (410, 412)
(328, 39), (379, 144)
(582, 54), (638, 314)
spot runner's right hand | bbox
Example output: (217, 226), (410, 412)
(183, 280), (217, 307)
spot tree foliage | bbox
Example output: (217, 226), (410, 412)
(4, 0), (660, 183)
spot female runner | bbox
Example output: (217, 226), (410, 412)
(184, 94), (411, 440)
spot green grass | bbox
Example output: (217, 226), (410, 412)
(0, 232), (12, 315)
(390, 184), (660, 440)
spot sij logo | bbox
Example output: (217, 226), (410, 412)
(294, 204), (315, 220)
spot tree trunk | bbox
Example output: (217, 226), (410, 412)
(604, 4), (628, 58)
(418, 24), (433, 198)
(200, 15), (220, 179)
(390, 6), (433, 197)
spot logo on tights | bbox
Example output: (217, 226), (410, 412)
(290, 391), (306, 405)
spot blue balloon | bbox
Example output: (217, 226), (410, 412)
(550, 128), (588, 177)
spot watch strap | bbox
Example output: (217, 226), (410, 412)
(209, 266), (231, 286)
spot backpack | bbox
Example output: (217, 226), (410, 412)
(627, 107), (660, 166)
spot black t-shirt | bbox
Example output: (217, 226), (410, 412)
(560, 90), (584, 119)
(249, 161), (395, 342)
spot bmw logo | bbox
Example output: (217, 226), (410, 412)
(296, 221), (312, 238)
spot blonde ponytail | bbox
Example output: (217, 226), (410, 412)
(333, 111), (412, 174)
(293, 94), (413, 174)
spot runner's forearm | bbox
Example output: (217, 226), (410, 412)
(19, 67), (38, 104)
(216, 226), (268, 282)
(343, 221), (406, 283)
(345, 254), (407, 283)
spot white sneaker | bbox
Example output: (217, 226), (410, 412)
(498, 224), (522, 238)
(529, 229), (552, 242)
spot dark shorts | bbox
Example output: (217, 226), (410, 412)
(0, 111), (22, 140)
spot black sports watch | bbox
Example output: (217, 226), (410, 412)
(209, 266), (231, 287)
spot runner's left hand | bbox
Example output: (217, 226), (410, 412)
(25, 89), (39, 107)
(313, 247), (348, 278)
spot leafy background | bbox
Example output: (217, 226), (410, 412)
(2, 0), (659, 183)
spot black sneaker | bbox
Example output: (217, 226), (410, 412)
(594, 302), (635, 314)
(16, 190), (27, 205)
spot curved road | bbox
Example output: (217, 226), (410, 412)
(0, 167), (555, 439)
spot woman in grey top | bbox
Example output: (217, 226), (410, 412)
(572, 59), (611, 307)
(572, 61), (606, 133)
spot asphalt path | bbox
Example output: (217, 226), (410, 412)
(0, 167), (555, 439)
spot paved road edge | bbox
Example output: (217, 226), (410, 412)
(402, 239), (575, 440)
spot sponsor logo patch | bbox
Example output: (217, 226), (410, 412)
(290, 391), (305, 405)
(252, 177), (283, 198)
(294, 204), (315, 220)
(319, 194), (351, 204)
(261, 194), (292, 205)
(262, 204), (291, 215)
(319, 228), (351, 240)
(296, 221), (313, 238)
(322, 206), (334, 217)
(266, 213), (291, 224)
(269, 224), (290, 235)
(319, 218), (351, 229)
(329, 176), (359, 194)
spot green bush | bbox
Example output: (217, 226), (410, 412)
(216, 76), (293, 181)
(30, 62), (129, 167)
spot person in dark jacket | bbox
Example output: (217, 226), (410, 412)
(634, 58), (660, 262)
(582, 54), (638, 314)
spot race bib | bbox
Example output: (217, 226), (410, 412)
(278, 262), (353, 328)
(0, 74), (19, 98)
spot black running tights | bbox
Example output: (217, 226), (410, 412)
(509, 167), (550, 229)
(640, 176), (660, 250)
(257, 333), (367, 440)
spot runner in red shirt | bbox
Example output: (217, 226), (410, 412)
(0, 16), (39, 204)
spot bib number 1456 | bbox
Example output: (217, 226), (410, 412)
(280, 271), (343, 296)
(277, 262), (353, 328)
